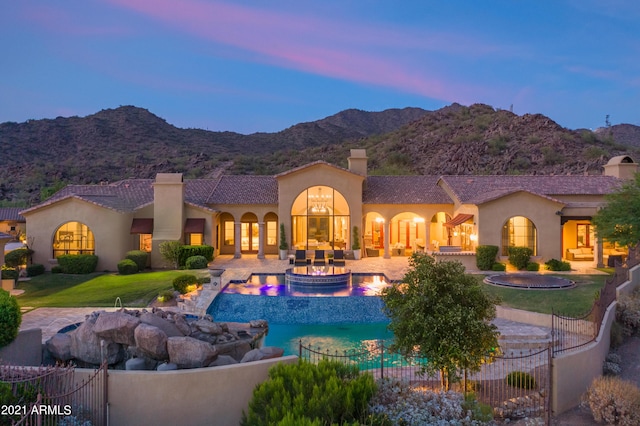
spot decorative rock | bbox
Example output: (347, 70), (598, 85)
(193, 319), (224, 335)
(126, 357), (151, 371)
(259, 346), (285, 360)
(45, 333), (73, 361)
(157, 362), (178, 371)
(173, 314), (191, 336)
(208, 355), (238, 367)
(69, 314), (124, 365)
(167, 336), (218, 368)
(94, 311), (140, 346)
(134, 323), (169, 360)
(215, 340), (252, 362)
(249, 320), (268, 328)
(140, 312), (184, 337)
(240, 349), (263, 363)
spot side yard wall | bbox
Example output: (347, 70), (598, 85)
(74, 356), (298, 426)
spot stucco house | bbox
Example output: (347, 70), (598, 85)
(18, 150), (637, 271)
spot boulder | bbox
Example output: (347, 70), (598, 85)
(69, 314), (124, 365)
(167, 336), (218, 368)
(157, 362), (178, 371)
(240, 347), (284, 363)
(94, 311), (140, 346)
(134, 323), (168, 360)
(249, 319), (268, 328)
(125, 357), (156, 371)
(192, 319), (224, 335)
(215, 340), (252, 362)
(173, 314), (192, 336)
(208, 355), (238, 367)
(140, 312), (184, 337)
(45, 333), (73, 361)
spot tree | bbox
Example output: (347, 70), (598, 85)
(159, 240), (182, 269)
(380, 253), (500, 390)
(0, 290), (21, 347)
(592, 173), (640, 248)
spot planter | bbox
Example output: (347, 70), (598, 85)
(208, 268), (225, 291)
(353, 249), (362, 260)
(279, 249), (288, 260)
(1, 279), (15, 292)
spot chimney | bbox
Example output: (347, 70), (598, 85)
(603, 156), (638, 180)
(152, 173), (184, 240)
(348, 149), (368, 177)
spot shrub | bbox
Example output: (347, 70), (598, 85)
(51, 265), (63, 274)
(526, 262), (540, 271)
(159, 241), (183, 269)
(56, 254), (98, 274)
(476, 245), (499, 270)
(4, 248), (32, 268)
(352, 226), (361, 250)
(491, 263), (506, 271)
(603, 361), (622, 376)
(26, 264), (45, 277)
(125, 250), (148, 271)
(242, 359), (376, 426)
(173, 274), (199, 294)
(462, 393), (494, 423)
(185, 255), (208, 270)
(616, 290), (640, 336)
(505, 371), (536, 389)
(178, 245), (214, 267)
(0, 290), (22, 347)
(157, 290), (175, 303)
(1, 266), (18, 281)
(610, 320), (625, 349)
(583, 376), (640, 425)
(279, 223), (288, 250)
(117, 259), (138, 275)
(545, 258), (571, 271)
(508, 247), (532, 270)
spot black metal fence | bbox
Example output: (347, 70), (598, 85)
(0, 361), (108, 426)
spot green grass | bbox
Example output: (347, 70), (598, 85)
(15, 270), (205, 308)
(480, 274), (608, 316)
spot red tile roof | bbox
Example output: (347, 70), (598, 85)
(364, 176), (452, 204)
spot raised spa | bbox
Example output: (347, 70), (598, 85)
(285, 265), (351, 288)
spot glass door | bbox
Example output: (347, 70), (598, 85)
(241, 222), (259, 252)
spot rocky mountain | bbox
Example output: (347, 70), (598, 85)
(0, 103), (638, 206)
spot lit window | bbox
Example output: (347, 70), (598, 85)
(266, 221), (277, 246)
(501, 216), (537, 256)
(53, 221), (95, 257)
(139, 234), (152, 252)
(224, 221), (234, 245)
(189, 233), (203, 246)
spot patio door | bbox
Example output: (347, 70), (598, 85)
(241, 222), (259, 253)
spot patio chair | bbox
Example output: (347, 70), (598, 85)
(294, 250), (309, 265)
(313, 250), (326, 265)
(333, 250), (346, 266)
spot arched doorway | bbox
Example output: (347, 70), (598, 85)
(240, 213), (259, 253)
(291, 186), (350, 250)
(502, 216), (537, 256)
(52, 221), (95, 258)
(430, 212), (451, 250)
(389, 212), (426, 255)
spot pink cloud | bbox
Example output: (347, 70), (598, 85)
(102, 0), (493, 103)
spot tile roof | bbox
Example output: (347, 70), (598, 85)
(439, 175), (622, 204)
(0, 207), (25, 222)
(364, 176), (452, 204)
(208, 176), (278, 204)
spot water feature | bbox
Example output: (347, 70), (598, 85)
(285, 265), (351, 289)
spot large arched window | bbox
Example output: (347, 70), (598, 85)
(501, 216), (537, 256)
(291, 186), (350, 250)
(53, 222), (95, 257)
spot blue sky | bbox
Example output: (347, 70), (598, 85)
(1, 1), (638, 134)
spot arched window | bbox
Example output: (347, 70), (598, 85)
(291, 186), (350, 250)
(501, 216), (537, 256)
(53, 222), (95, 257)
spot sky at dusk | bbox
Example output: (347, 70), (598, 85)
(1, 1), (639, 134)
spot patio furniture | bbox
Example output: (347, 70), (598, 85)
(333, 250), (345, 266)
(366, 247), (379, 257)
(294, 250), (309, 265)
(313, 250), (326, 265)
(565, 248), (593, 261)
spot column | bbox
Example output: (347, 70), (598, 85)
(234, 221), (241, 259)
(257, 221), (265, 259)
(595, 237), (604, 268)
(383, 219), (391, 259)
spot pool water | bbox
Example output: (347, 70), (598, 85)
(222, 273), (391, 297)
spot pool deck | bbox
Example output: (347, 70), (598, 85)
(18, 254), (607, 343)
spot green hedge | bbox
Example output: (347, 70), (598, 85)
(173, 274), (199, 294)
(1, 267), (18, 281)
(545, 258), (571, 271)
(526, 262), (540, 271)
(178, 245), (214, 267)
(0, 290), (21, 347)
(26, 264), (45, 277)
(185, 255), (208, 269)
(4, 248), (31, 268)
(117, 259), (138, 275)
(56, 254), (99, 274)
(125, 250), (148, 271)
(506, 371), (536, 389)
(476, 245), (499, 270)
(508, 247), (533, 270)
(491, 263), (506, 271)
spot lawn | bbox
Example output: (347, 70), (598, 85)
(480, 274), (608, 317)
(15, 270), (207, 309)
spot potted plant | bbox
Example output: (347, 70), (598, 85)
(352, 226), (361, 260)
(279, 223), (289, 260)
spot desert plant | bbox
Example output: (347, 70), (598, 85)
(508, 247), (532, 270)
(157, 290), (175, 303)
(616, 289), (640, 336)
(185, 255), (208, 269)
(0, 289), (22, 347)
(279, 223), (288, 250)
(56, 254), (98, 274)
(583, 376), (640, 425)
(172, 274), (198, 294)
(117, 259), (138, 275)
(491, 263), (506, 271)
(545, 258), (571, 271)
(159, 241), (183, 269)
(603, 351), (622, 376)
(241, 359), (376, 426)
(26, 263), (45, 277)
(125, 250), (148, 271)
(610, 320), (625, 349)
(352, 226), (361, 250)
(476, 245), (499, 270)
(526, 262), (540, 271)
(505, 371), (536, 389)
